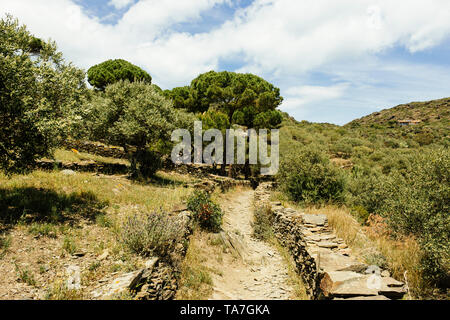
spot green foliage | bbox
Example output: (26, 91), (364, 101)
(62, 236), (77, 255)
(15, 263), (37, 287)
(188, 71), (284, 128)
(350, 206), (370, 225)
(253, 205), (274, 241)
(163, 86), (191, 109)
(200, 110), (230, 133)
(278, 145), (346, 204)
(377, 148), (449, 284)
(0, 234), (11, 258)
(28, 223), (58, 238)
(87, 59), (151, 91)
(0, 15), (87, 173)
(120, 211), (186, 257)
(187, 190), (223, 233)
(83, 80), (196, 177)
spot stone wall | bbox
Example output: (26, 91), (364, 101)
(36, 160), (129, 175)
(63, 140), (127, 159)
(254, 182), (407, 300)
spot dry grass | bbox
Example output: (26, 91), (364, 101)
(0, 168), (194, 300)
(176, 230), (215, 300)
(0, 170), (192, 214)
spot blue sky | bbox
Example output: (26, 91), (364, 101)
(3, 0), (450, 125)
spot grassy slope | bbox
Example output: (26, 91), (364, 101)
(0, 169), (195, 300)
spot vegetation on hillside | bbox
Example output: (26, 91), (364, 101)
(277, 103), (449, 296)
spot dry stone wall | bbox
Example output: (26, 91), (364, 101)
(36, 159), (129, 175)
(63, 140), (127, 159)
(254, 182), (407, 300)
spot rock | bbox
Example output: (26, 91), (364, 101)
(338, 249), (352, 256)
(61, 169), (76, 176)
(98, 250), (109, 261)
(91, 269), (145, 299)
(317, 241), (339, 249)
(321, 271), (406, 299)
(219, 231), (248, 259)
(320, 271), (378, 298)
(302, 214), (328, 226)
(335, 295), (390, 300)
(319, 234), (336, 241)
(66, 265), (81, 290)
(382, 276), (404, 288)
(365, 265), (381, 275)
(171, 204), (188, 213)
(381, 270), (391, 278)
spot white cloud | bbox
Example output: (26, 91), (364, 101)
(1, 0), (450, 123)
(108, 0), (134, 10)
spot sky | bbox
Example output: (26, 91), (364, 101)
(2, 0), (450, 125)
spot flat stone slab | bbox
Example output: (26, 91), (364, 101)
(317, 241), (339, 249)
(91, 270), (144, 299)
(320, 271), (378, 297)
(320, 271), (406, 299)
(310, 250), (367, 273)
(302, 214), (328, 226)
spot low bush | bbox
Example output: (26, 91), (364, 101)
(278, 145), (346, 204)
(377, 148), (449, 286)
(253, 205), (274, 241)
(187, 191), (223, 233)
(121, 211), (186, 257)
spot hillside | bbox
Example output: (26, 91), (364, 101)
(347, 97), (450, 135)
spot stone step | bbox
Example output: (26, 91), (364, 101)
(320, 271), (406, 299)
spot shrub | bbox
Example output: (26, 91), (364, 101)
(351, 205), (370, 225)
(347, 165), (388, 214)
(121, 211), (186, 257)
(253, 205), (273, 241)
(278, 146), (346, 204)
(187, 191), (223, 233)
(377, 148), (449, 285)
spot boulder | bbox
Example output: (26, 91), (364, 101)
(91, 257), (159, 299)
(66, 265), (81, 290)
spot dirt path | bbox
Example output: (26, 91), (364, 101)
(209, 189), (295, 300)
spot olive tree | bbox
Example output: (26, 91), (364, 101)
(0, 15), (87, 173)
(84, 80), (196, 177)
